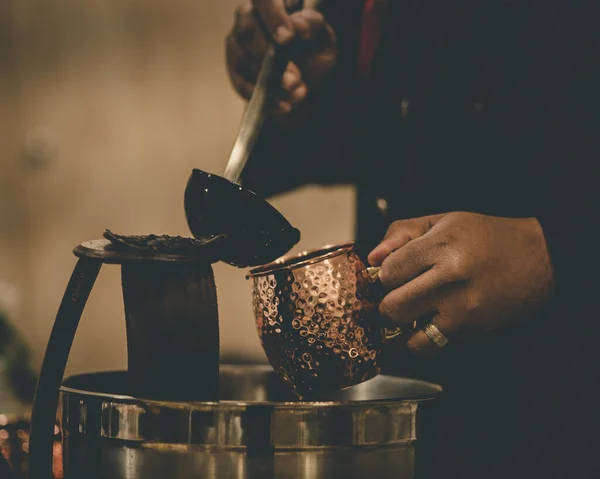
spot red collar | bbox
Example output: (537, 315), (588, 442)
(358, 0), (386, 79)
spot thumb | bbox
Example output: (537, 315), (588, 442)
(368, 214), (445, 266)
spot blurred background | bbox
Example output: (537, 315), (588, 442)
(0, 0), (354, 378)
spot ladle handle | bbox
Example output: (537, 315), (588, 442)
(28, 258), (102, 479)
(223, 0), (305, 183)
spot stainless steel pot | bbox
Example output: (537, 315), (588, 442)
(58, 365), (441, 479)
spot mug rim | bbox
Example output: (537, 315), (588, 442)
(247, 241), (356, 277)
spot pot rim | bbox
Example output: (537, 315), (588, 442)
(58, 366), (442, 448)
(59, 365), (442, 408)
(247, 241), (357, 278)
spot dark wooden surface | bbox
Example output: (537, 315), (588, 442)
(121, 261), (220, 401)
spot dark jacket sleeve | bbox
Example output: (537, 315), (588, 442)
(535, 4), (599, 311)
(241, 0), (365, 198)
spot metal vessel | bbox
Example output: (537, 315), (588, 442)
(28, 237), (442, 479)
(247, 242), (404, 396)
(59, 365), (441, 479)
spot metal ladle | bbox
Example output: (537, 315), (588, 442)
(184, 2), (307, 267)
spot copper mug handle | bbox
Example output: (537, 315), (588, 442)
(365, 266), (408, 343)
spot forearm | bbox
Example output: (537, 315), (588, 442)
(536, 161), (597, 307)
(535, 129), (598, 314)
(536, 6), (599, 308)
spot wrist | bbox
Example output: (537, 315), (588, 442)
(524, 216), (555, 302)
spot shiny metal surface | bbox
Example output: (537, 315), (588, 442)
(223, 44), (275, 183)
(59, 365), (441, 479)
(423, 323), (449, 349)
(247, 243), (403, 397)
(183, 170), (301, 268)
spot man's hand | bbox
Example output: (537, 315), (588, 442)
(369, 212), (554, 355)
(226, 1), (337, 115)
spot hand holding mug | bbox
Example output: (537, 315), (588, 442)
(369, 212), (554, 356)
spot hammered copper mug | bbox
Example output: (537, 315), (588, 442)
(247, 242), (403, 398)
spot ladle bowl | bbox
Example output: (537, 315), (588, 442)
(184, 169), (300, 267)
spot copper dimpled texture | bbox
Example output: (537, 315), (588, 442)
(248, 244), (384, 398)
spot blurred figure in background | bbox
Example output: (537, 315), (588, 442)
(0, 298), (38, 478)
(227, 1), (599, 478)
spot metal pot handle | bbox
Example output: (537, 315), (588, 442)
(28, 257), (102, 479)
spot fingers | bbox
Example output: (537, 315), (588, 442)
(405, 313), (457, 357)
(267, 9), (328, 109)
(228, 18), (307, 109)
(378, 235), (440, 290)
(376, 240), (460, 357)
(378, 267), (444, 327)
(281, 62), (307, 104)
(228, 0), (336, 112)
(229, 59), (307, 112)
(228, 2), (315, 112)
(290, 10), (335, 52)
(253, 0), (295, 44)
(368, 215), (443, 266)
(234, 3), (269, 59)
(270, 62), (308, 114)
(227, 2), (267, 99)
(226, 36), (259, 99)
